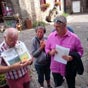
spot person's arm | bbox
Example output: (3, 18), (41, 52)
(0, 61), (30, 74)
(0, 62), (23, 74)
(0, 65), (11, 74)
(45, 34), (57, 56)
(31, 38), (42, 57)
(75, 37), (84, 57)
(62, 55), (73, 61)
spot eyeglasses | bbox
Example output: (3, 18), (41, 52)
(54, 19), (64, 24)
(54, 19), (63, 23)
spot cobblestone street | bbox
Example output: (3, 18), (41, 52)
(0, 14), (88, 88)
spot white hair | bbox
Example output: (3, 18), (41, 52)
(4, 27), (18, 37)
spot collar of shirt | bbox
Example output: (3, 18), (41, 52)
(3, 41), (20, 48)
(54, 30), (71, 37)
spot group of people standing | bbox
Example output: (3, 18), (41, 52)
(0, 15), (84, 88)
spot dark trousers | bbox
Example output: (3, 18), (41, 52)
(65, 75), (75, 88)
(35, 64), (50, 86)
(52, 73), (64, 87)
(52, 72), (75, 88)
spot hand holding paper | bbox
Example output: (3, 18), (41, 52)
(54, 45), (70, 64)
(62, 55), (73, 61)
(20, 57), (33, 66)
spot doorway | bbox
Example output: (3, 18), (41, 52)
(0, 1), (4, 23)
(85, 0), (88, 11)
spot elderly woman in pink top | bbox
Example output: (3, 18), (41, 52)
(45, 15), (84, 88)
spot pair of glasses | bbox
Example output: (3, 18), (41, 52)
(54, 19), (64, 24)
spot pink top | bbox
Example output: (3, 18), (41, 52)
(45, 30), (83, 76)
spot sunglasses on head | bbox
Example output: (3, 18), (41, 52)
(54, 19), (64, 24)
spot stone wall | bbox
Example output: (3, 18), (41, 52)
(10, 0), (64, 23)
(10, 0), (20, 14)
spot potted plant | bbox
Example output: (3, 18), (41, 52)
(33, 21), (46, 28)
(40, 3), (50, 11)
(54, 1), (61, 6)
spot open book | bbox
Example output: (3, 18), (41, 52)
(1, 42), (32, 66)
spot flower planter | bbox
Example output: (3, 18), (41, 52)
(40, 3), (50, 11)
(41, 6), (47, 11)
(54, 2), (61, 6)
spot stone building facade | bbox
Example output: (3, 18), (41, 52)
(0, 0), (88, 25)
(0, 0), (64, 23)
(65, 0), (88, 14)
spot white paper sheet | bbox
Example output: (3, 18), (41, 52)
(54, 45), (70, 64)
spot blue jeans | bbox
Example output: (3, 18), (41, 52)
(35, 64), (50, 85)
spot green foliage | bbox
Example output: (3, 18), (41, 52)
(0, 74), (6, 86)
(32, 21), (46, 28)
(61, 13), (69, 17)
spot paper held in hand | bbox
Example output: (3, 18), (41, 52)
(1, 42), (32, 66)
(54, 45), (70, 64)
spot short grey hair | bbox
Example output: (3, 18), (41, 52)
(54, 15), (67, 24)
(35, 26), (46, 33)
(4, 27), (18, 37)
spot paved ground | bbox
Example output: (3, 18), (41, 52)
(0, 14), (88, 88)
